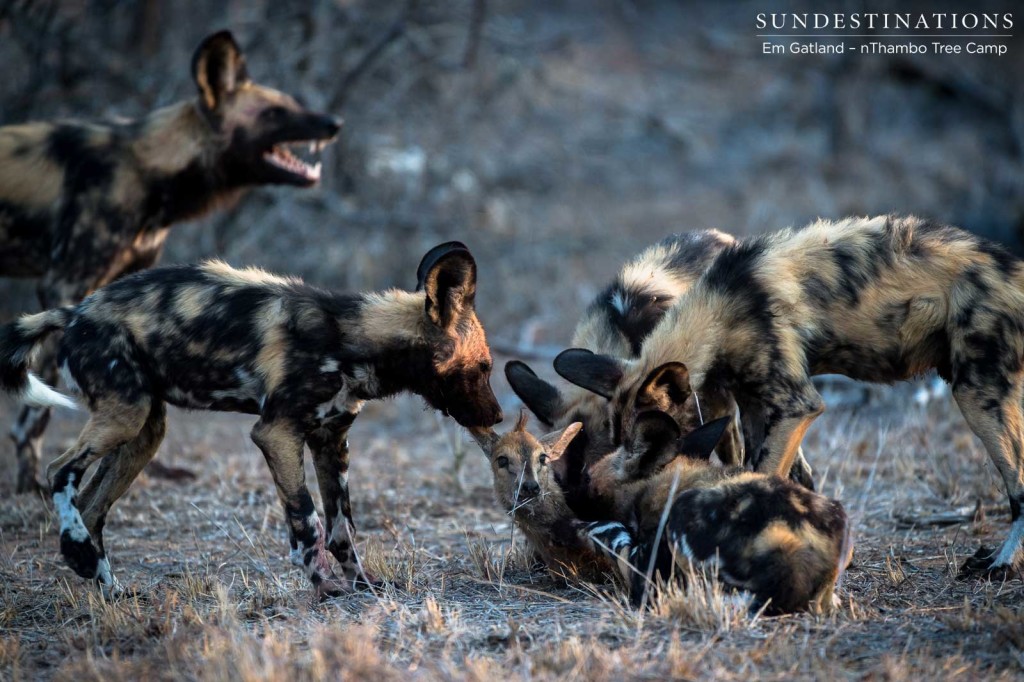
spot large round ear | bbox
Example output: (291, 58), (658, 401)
(192, 30), (250, 113)
(676, 416), (732, 461)
(416, 242), (476, 329)
(553, 348), (625, 400)
(631, 410), (681, 458)
(636, 362), (691, 412)
(538, 422), (583, 461)
(505, 361), (564, 427)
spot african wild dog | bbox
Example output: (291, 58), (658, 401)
(0, 30), (341, 493)
(581, 411), (851, 613)
(470, 411), (631, 582)
(506, 231), (814, 514)
(555, 215), (1024, 578)
(0, 242), (502, 598)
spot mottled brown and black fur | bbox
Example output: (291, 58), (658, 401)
(0, 243), (502, 598)
(586, 411), (851, 613)
(556, 215), (1024, 578)
(505, 231), (806, 518)
(0, 30), (341, 492)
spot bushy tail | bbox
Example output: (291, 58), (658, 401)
(0, 307), (77, 410)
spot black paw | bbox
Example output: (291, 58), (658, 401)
(957, 545), (1010, 580)
(315, 575), (355, 601)
(352, 572), (385, 591)
(60, 531), (99, 580)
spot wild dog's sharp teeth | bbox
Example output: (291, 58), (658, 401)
(309, 142), (316, 154)
(263, 144), (321, 180)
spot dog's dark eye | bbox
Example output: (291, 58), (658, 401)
(262, 106), (288, 121)
(496, 456), (509, 469)
(538, 453), (548, 467)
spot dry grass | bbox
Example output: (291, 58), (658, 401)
(1, 379), (1023, 680)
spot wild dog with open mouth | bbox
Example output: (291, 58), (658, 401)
(506, 231), (815, 516)
(0, 242), (502, 599)
(0, 30), (342, 493)
(555, 215), (1024, 578)
(584, 412), (851, 613)
(470, 411), (633, 582)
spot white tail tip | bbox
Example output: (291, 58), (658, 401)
(21, 373), (78, 411)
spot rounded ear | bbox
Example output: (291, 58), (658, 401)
(632, 410), (682, 457)
(553, 348), (625, 400)
(676, 416), (732, 461)
(539, 422), (583, 461)
(192, 30), (250, 113)
(622, 410), (682, 481)
(505, 360), (564, 427)
(416, 242), (476, 329)
(637, 362), (691, 411)
(467, 426), (499, 455)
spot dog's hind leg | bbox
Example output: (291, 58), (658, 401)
(11, 330), (59, 494)
(12, 275), (92, 494)
(953, 377), (1024, 578)
(48, 398), (151, 583)
(77, 401), (167, 595)
(11, 402), (51, 495)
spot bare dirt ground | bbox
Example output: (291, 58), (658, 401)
(1, 372), (1023, 680)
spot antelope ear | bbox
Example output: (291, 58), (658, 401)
(637, 362), (691, 411)
(468, 427), (499, 455)
(553, 348), (626, 400)
(539, 422), (583, 461)
(192, 30), (250, 113)
(505, 361), (565, 427)
(676, 416), (732, 461)
(417, 242), (476, 329)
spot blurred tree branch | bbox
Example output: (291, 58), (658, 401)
(461, 0), (486, 69)
(329, 0), (419, 112)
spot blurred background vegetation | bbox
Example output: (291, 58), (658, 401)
(2, 0), (1023, 350)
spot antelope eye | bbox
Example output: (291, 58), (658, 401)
(538, 454), (548, 466)
(496, 456), (509, 469)
(478, 360), (492, 373)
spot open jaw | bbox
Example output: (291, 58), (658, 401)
(262, 139), (329, 184)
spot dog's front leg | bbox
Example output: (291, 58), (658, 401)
(307, 411), (376, 589)
(251, 415), (349, 599)
(750, 379), (825, 480)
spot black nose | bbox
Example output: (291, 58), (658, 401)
(522, 481), (540, 497)
(326, 116), (343, 137)
(492, 408), (504, 425)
